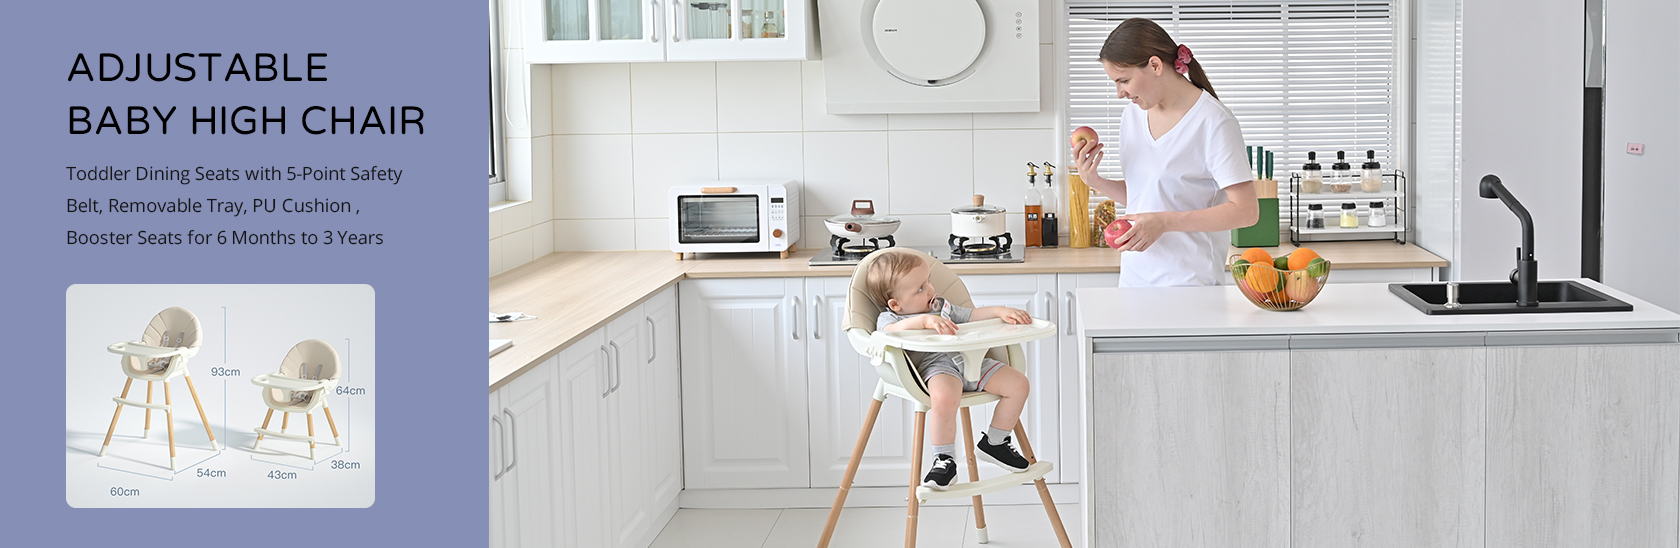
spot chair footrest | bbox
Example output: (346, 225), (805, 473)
(255, 428), (314, 442)
(917, 461), (1053, 502)
(113, 397), (169, 411)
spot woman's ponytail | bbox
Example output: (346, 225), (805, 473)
(1185, 58), (1217, 99)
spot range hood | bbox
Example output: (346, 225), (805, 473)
(817, 0), (1039, 114)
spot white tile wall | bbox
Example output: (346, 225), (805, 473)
(497, 53), (1061, 275)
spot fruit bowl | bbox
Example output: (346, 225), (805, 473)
(1231, 260), (1331, 311)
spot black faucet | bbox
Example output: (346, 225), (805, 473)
(1478, 174), (1538, 306)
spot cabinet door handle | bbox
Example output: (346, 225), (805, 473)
(608, 341), (623, 394)
(672, 0), (684, 42)
(491, 415), (506, 481)
(790, 295), (801, 340)
(1042, 291), (1054, 322)
(812, 295), (823, 339)
(503, 408), (517, 474)
(646, 317), (657, 364)
(601, 345), (612, 398)
(1065, 291), (1077, 336)
(649, 0), (661, 43)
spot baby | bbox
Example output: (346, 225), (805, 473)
(868, 252), (1034, 490)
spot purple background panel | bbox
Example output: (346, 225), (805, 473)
(1, 0), (483, 544)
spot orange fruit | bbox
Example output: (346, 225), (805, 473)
(1288, 247), (1322, 271)
(1245, 262), (1281, 294)
(1240, 248), (1273, 268)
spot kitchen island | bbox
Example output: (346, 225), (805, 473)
(1075, 280), (1680, 548)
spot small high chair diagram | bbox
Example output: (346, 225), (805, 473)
(250, 339), (344, 460)
(99, 307), (220, 471)
(820, 247), (1072, 548)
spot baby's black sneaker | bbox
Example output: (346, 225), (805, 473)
(921, 454), (956, 491)
(976, 433), (1030, 472)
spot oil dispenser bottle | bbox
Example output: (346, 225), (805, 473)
(1024, 162), (1042, 248)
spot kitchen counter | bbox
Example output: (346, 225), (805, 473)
(490, 241), (1448, 392)
(1225, 241), (1449, 270)
(1076, 279), (1680, 339)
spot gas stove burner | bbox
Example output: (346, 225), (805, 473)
(830, 234), (896, 256)
(948, 233), (1013, 255)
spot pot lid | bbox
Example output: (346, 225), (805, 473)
(952, 194), (1005, 215)
(827, 213), (900, 225)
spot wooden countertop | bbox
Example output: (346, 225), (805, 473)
(490, 242), (1447, 391)
(1225, 241), (1449, 270)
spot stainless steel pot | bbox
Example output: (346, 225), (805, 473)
(951, 195), (1007, 238)
(824, 200), (900, 239)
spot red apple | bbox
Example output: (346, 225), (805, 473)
(1070, 126), (1099, 149)
(1103, 219), (1133, 249)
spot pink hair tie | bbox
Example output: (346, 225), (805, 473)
(1174, 44), (1193, 75)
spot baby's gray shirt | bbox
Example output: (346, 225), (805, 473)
(876, 297), (974, 373)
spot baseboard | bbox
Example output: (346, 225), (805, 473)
(678, 483), (1080, 510)
(632, 494), (682, 548)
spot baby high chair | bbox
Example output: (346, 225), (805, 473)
(250, 339), (343, 460)
(818, 247), (1072, 548)
(99, 306), (220, 471)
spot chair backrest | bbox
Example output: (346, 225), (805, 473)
(126, 307), (201, 373)
(268, 339), (340, 403)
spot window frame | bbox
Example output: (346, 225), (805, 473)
(489, 0), (509, 206)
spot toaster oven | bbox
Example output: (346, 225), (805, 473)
(669, 181), (801, 258)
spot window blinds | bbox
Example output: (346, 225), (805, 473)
(1067, 1), (1397, 222)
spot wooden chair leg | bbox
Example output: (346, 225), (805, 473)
(255, 409), (274, 450)
(100, 379), (134, 456)
(144, 381), (153, 438)
(960, 408), (989, 541)
(183, 374), (218, 451)
(281, 412), (289, 433)
(906, 410), (926, 548)
(307, 413), (317, 460)
(165, 382), (177, 471)
(818, 397), (884, 548)
(1013, 424), (1072, 548)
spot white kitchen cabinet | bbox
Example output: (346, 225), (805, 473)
(1055, 272), (1119, 484)
(490, 389), (505, 548)
(680, 278), (811, 488)
(553, 333), (611, 548)
(643, 287), (683, 511)
(524, 0), (817, 63)
(498, 351), (564, 548)
(604, 311), (651, 547)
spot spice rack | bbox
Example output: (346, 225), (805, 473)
(1288, 169), (1407, 245)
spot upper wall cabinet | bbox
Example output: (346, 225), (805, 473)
(525, 0), (818, 63)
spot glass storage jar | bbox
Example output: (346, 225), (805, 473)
(1330, 151), (1353, 193)
(1340, 202), (1358, 228)
(1301, 152), (1323, 193)
(1367, 201), (1387, 227)
(1360, 150), (1383, 192)
(1306, 203), (1324, 229)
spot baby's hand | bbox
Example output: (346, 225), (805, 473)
(999, 307), (1031, 324)
(922, 315), (958, 335)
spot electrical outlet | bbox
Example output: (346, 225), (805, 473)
(1627, 143), (1644, 155)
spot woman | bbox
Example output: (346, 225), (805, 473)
(1072, 18), (1258, 287)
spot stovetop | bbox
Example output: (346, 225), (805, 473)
(807, 245), (1025, 266)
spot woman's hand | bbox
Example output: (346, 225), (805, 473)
(1114, 211), (1180, 252)
(1072, 139), (1106, 185)
(921, 315), (958, 335)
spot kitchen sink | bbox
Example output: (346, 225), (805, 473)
(1389, 280), (1633, 315)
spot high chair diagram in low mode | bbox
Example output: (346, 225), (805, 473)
(99, 306), (220, 471)
(820, 247), (1072, 548)
(250, 339), (344, 460)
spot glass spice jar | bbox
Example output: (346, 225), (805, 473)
(1360, 150), (1383, 193)
(1340, 202), (1359, 228)
(1367, 201), (1387, 227)
(1306, 203), (1325, 229)
(1330, 151), (1354, 193)
(1301, 152), (1323, 193)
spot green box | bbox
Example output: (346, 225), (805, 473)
(1231, 197), (1280, 247)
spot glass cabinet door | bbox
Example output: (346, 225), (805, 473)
(684, 1), (730, 40)
(547, 0), (589, 41)
(740, 0), (785, 40)
(597, 0), (644, 41)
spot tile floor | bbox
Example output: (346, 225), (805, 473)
(648, 503), (1081, 548)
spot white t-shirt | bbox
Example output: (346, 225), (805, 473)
(1114, 90), (1252, 287)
